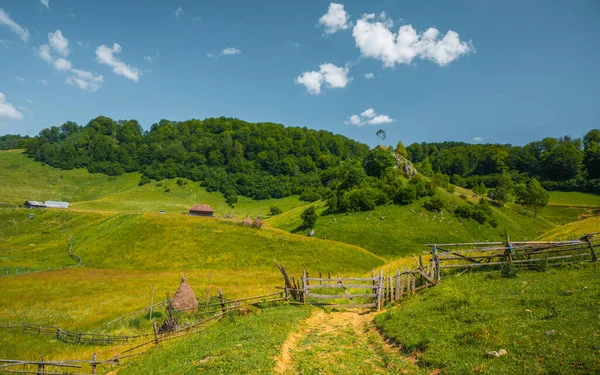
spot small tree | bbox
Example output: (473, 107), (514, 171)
(521, 179), (549, 219)
(224, 189), (238, 207)
(376, 129), (387, 143)
(300, 206), (318, 229)
(269, 206), (282, 215)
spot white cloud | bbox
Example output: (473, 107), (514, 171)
(207, 53), (215, 58)
(352, 13), (473, 67)
(96, 43), (141, 82)
(472, 136), (484, 142)
(53, 57), (72, 71)
(345, 108), (393, 126)
(76, 40), (89, 49)
(48, 30), (69, 57)
(40, 0), (50, 9)
(68, 10), (76, 18)
(37, 78), (48, 86)
(221, 47), (241, 55)
(15, 76), (25, 82)
(0, 8), (30, 42)
(174, 7), (183, 19)
(38, 44), (52, 62)
(144, 55), (152, 63)
(296, 63), (351, 95)
(66, 69), (104, 92)
(319, 3), (350, 35)
(364, 72), (375, 80)
(17, 105), (30, 113)
(0, 93), (23, 120)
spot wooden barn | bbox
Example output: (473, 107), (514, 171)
(188, 204), (214, 217)
(24, 201), (46, 209)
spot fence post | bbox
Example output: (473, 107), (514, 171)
(584, 235), (598, 262)
(376, 270), (383, 311)
(153, 321), (159, 345)
(433, 246), (441, 283)
(218, 288), (226, 313)
(37, 355), (44, 375)
(91, 353), (97, 375)
(319, 271), (322, 285)
(395, 270), (400, 300)
(302, 270), (307, 305)
(412, 271), (416, 295)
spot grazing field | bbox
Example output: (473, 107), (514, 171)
(0, 150), (306, 218)
(548, 191), (600, 207)
(375, 265), (600, 375)
(268, 190), (559, 259)
(538, 216), (600, 241)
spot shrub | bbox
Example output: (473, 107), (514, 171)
(394, 184), (417, 205)
(300, 188), (321, 202)
(501, 262), (517, 278)
(138, 176), (151, 186)
(424, 195), (445, 212)
(340, 187), (383, 212)
(176, 178), (187, 187)
(300, 206), (318, 229)
(269, 206), (282, 215)
(224, 189), (238, 207)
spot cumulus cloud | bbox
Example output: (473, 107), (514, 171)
(472, 136), (484, 142)
(66, 69), (104, 92)
(221, 47), (241, 55)
(345, 108), (393, 126)
(174, 7), (183, 19)
(352, 13), (473, 67)
(0, 93), (23, 120)
(364, 72), (375, 80)
(0, 8), (30, 42)
(48, 30), (69, 56)
(96, 43), (141, 82)
(53, 57), (72, 71)
(319, 3), (350, 35)
(144, 55), (152, 63)
(40, 0), (49, 9)
(296, 63), (351, 95)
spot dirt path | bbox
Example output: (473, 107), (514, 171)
(274, 309), (424, 375)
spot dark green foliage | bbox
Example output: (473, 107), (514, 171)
(0, 134), (32, 150)
(269, 206), (282, 215)
(300, 206), (318, 229)
(24, 116), (369, 202)
(394, 184), (417, 205)
(224, 189), (238, 207)
(300, 188), (321, 202)
(453, 200), (497, 226)
(339, 187), (385, 212)
(516, 179), (550, 218)
(424, 195), (445, 212)
(500, 262), (517, 278)
(138, 176), (151, 186)
(363, 146), (396, 178)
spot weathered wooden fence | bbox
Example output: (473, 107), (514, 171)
(428, 232), (599, 271)
(277, 257), (440, 311)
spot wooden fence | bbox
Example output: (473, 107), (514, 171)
(428, 232), (599, 271)
(277, 258), (440, 311)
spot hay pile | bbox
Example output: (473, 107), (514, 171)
(169, 275), (198, 312)
(252, 216), (263, 228)
(241, 215), (253, 226)
(224, 212), (233, 219)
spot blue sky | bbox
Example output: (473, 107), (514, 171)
(0, 0), (599, 147)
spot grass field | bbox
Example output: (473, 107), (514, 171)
(548, 191), (600, 207)
(0, 150), (306, 218)
(268, 190), (562, 259)
(376, 264), (600, 375)
(538, 216), (600, 241)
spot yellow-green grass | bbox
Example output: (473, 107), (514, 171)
(0, 149), (306, 218)
(0, 208), (383, 273)
(538, 216), (600, 241)
(268, 190), (556, 259)
(0, 267), (286, 359)
(376, 265), (600, 375)
(119, 305), (312, 375)
(548, 191), (600, 207)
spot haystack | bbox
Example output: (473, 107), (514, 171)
(241, 215), (252, 226)
(224, 212), (233, 219)
(252, 216), (263, 228)
(169, 275), (198, 312)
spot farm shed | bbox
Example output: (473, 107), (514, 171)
(24, 201), (46, 209)
(189, 204), (214, 217)
(45, 201), (69, 209)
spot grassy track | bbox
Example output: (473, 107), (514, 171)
(376, 265), (600, 375)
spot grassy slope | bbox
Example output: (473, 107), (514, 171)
(0, 150), (306, 218)
(268, 190), (556, 259)
(538, 216), (600, 241)
(120, 305), (311, 375)
(548, 191), (600, 207)
(376, 265), (600, 375)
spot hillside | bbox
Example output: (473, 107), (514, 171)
(538, 216), (600, 241)
(267, 188), (581, 259)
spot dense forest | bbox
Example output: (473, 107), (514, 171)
(2, 117), (598, 217)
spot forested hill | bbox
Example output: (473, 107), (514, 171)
(20, 116), (370, 201)
(406, 131), (600, 193)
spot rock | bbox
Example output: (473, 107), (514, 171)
(380, 216), (385, 220)
(486, 351), (500, 358)
(498, 349), (508, 356)
(545, 330), (556, 336)
(563, 289), (575, 296)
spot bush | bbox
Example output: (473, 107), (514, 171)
(424, 195), (445, 212)
(340, 187), (384, 212)
(269, 206), (282, 215)
(300, 188), (321, 202)
(224, 189), (238, 207)
(454, 200), (496, 226)
(501, 262), (517, 278)
(300, 206), (318, 228)
(394, 184), (417, 205)
(138, 176), (151, 186)
(176, 178), (187, 187)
